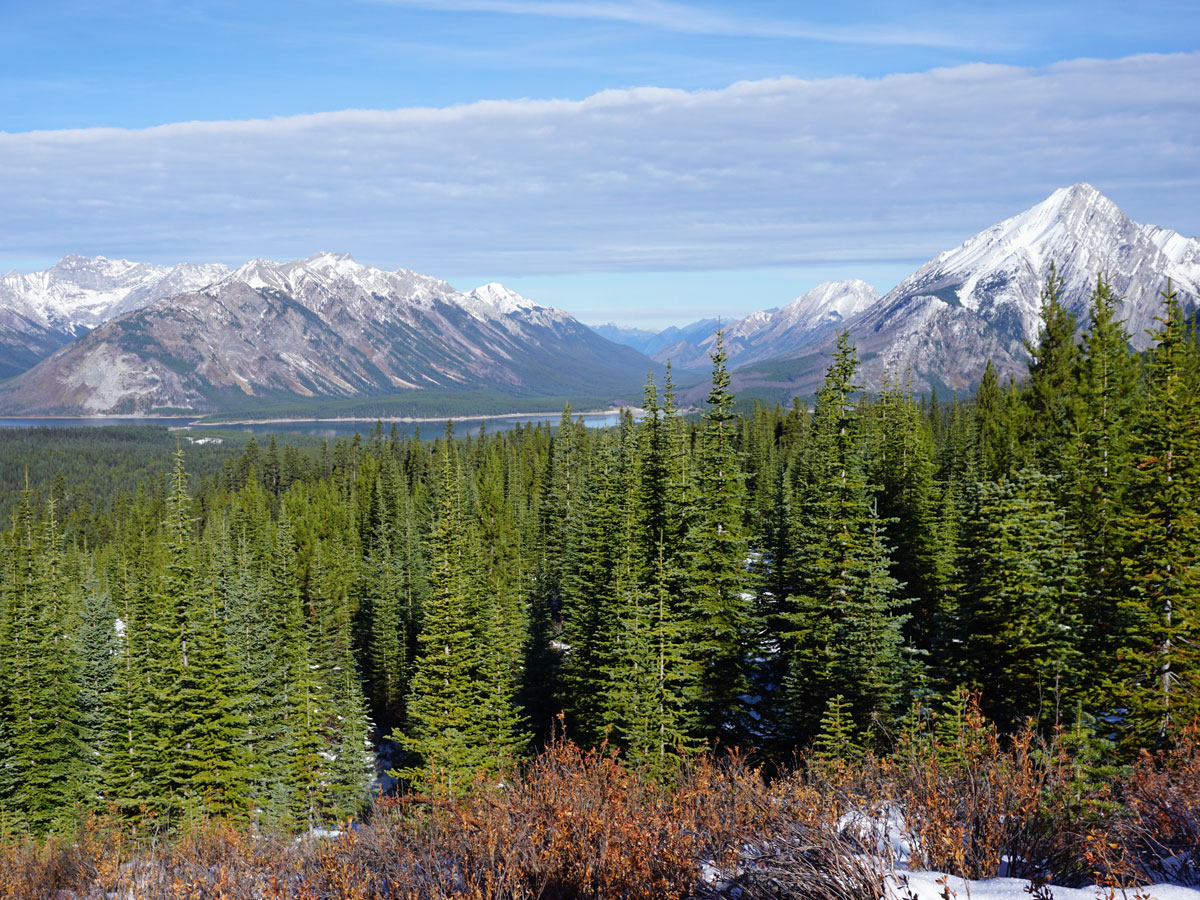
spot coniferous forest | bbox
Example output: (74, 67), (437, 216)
(1, 277), (1199, 894)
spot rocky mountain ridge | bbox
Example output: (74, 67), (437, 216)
(830, 182), (1200, 394)
(687, 184), (1199, 400)
(0, 253), (648, 414)
(5, 184), (1196, 414)
(0, 255), (230, 377)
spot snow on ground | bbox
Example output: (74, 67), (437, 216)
(898, 870), (1200, 900)
(839, 804), (1200, 900)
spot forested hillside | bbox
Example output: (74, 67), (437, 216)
(0, 275), (1197, 836)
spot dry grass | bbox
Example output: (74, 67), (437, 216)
(4, 721), (1200, 898)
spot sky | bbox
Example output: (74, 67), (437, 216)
(2, 1), (1198, 327)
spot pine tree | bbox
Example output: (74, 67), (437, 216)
(396, 434), (521, 792)
(683, 327), (753, 741)
(1024, 263), (1081, 472)
(957, 468), (1084, 730)
(1117, 282), (1200, 746)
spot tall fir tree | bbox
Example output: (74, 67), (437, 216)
(1116, 282), (1200, 746)
(3, 495), (84, 832)
(784, 333), (912, 744)
(396, 432), (522, 791)
(1068, 277), (1139, 700)
(1023, 262), (1081, 472)
(956, 468), (1084, 731)
(683, 327), (753, 742)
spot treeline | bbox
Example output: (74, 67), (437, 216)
(0, 429), (326, 528)
(0, 274), (1197, 835)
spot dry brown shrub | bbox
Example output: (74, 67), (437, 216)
(887, 694), (1090, 884)
(1107, 723), (1200, 885)
(14, 723), (1200, 898)
(347, 739), (704, 900)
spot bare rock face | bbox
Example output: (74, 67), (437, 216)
(0, 253), (649, 414)
(0, 256), (231, 378)
(732, 183), (1200, 398)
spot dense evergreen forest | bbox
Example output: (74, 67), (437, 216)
(1, 275), (1197, 836)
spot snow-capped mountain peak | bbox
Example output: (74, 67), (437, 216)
(301, 251), (361, 277)
(0, 253), (649, 414)
(774, 280), (879, 328)
(226, 258), (287, 292)
(885, 183), (1200, 343)
(618, 278), (881, 372)
(0, 255), (232, 335)
(468, 282), (539, 314)
(827, 184), (1200, 396)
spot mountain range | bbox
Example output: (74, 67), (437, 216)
(608, 183), (1199, 399)
(1, 184), (1196, 415)
(0, 256), (230, 379)
(0, 254), (649, 414)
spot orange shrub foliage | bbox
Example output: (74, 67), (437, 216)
(5, 726), (1200, 897)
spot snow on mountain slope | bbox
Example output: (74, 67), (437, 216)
(0, 254), (649, 415)
(731, 183), (1200, 398)
(464, 282), (575, 330)
(741, 280), (879, 355)
(0, 255), (231, 378)
(650, 280), (880, 371)
(844, 183), (1200, 391)
(0, 255), (230, 336)
(882, 183), (1200, 350)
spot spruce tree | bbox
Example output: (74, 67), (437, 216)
(833, 502), (912, 742)
(396, 434), (521, 791)
(957, 468), (1084, 730)
(363, 462), (408, 733)
(4, 495), (84, 832)
(1068, 277), (1138, 700)
(1024, 263), (1081, 467)
(683, 328), (753, 741)
(1117, 282), (1200, 746)
(867, 376), (940, 651)
(76, 566), (118, 808)
(560, 430), (623, 744)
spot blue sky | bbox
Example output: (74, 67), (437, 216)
(3, 1), (1198, 326)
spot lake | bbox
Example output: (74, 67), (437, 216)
(0, 412), (630, 440)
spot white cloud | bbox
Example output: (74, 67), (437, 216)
(366, 0), (973, 48)
(2, 52), (1198, 277)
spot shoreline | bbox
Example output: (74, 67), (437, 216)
(0, 408), (645, 427)
(196, 408), (644, 426)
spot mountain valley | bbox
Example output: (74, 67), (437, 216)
(2, 184), (1196, 416)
